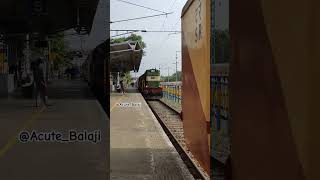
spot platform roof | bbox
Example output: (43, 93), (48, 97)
(0, 0), (99, 34)
(110, 41), (143, 73)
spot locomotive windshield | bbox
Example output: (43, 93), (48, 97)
(146, 76), (160, 81)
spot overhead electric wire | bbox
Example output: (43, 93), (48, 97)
(110, 29), (180, 40)
(165, 19), (181, 36)
(111, 31), (136, 38)
(111, 0), (183, 54)
(165, 18), (181, 36)
(110, 29), (181, 33)
(63, 32), (88, 37)
(157, 0), (181, 50)
(172, 19), (181, 29)
(146, 30), (180, 33)
(160, 14), (169, 30)
(157, 18), (181, 48)
(110, 12), (173, 24)
(169, 0), (178, 15)
(160, 0), (178, 30)
(115, 0), (169, 14)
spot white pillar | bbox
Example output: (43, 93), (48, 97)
(26, 34), (30, 74)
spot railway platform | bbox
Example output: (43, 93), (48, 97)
(0, 79), (108, 180)
(110, 88), (194, 180)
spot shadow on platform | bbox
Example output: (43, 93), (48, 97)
(0, 79), (109, 180)
(7, 79), (96, 100)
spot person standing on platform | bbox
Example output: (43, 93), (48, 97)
(32, 58), (51, 107)
(119, 79), (125, 94)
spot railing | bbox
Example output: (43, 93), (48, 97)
(211, 63), (230, 163)
(160, 82), (182, 104)
(212, 64), (229, 133)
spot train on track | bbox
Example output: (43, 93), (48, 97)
(137, 69), (163, 100)
(181, 0), (212, 175)
(183, 0), (317, 179)
(81, 39), (109, 117)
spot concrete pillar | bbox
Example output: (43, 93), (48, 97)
(25, 34), (30, 74)
(117, 72), (120, 85)
(0, 74), (14, 96)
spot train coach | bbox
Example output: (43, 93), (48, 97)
(182, 0), (319, 179)
(181, 0), (211, 174)
(81, 39), (109, 117)
(138, 69), (163, 100)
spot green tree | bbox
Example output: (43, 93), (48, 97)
(123, 71), (132, 85)
(161, 71), (182, 82)
(49, 33), (68, 70)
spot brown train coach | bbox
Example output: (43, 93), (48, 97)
(181, 0), (211, 174)
(183, 0), (320, 179)
(230, 0), (320, 180)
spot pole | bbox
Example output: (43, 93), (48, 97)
(80, 36), (84, 51)
(134, 65), (137, 87)
(26, 34), (30, 74)
(159, 65), (161, 81)
(134, 65), (136, 77)
(175, 53), (178, 83)
(167, 67), (169, 82)
(117, 72), (120, 85)
(47, 37), (50, 82)
(175, 51), (181, 83)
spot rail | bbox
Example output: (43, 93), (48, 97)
(211, 63), (231, 164)
(147, 100), (210, 180)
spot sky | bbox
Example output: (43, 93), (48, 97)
(110, 0), (188, 76)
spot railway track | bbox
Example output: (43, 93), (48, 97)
(146, 100), (210, 180)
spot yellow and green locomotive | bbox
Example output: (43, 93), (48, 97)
(138, 69), (163, 99)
